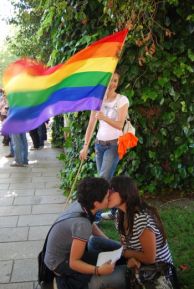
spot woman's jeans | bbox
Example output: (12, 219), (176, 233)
(88, 236), (121, 254)
(95, 142), (119, 181)
(95, 141), (119, 221)
(12, 133), (28, 164)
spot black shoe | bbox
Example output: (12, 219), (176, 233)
(5, 154), (14, 158)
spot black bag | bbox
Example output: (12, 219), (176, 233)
(126, 262), (180, 289)
(38, 241), (55, 287)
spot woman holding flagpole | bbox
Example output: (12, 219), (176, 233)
(80, 72), (129, 222)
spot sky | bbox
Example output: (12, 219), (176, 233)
(0, 0), (15, 44)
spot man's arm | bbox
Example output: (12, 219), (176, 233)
(92, 223), (109, 238)
(69, 238), (114, 275)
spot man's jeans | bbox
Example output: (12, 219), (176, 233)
(12, 133), (28, 164)
(95, 142), (119, 221)
(87, 238), (126, 289)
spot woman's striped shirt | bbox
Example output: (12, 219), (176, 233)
(120, 211), (173, 264)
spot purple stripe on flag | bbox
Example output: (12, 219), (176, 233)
(1, 97), (102, 134)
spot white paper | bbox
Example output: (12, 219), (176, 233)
(96, 246), (123, 266)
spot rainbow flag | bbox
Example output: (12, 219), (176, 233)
(2, 29), (128, 134)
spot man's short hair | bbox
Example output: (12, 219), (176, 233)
(77, 177), (109, 210)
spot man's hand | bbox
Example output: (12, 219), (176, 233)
(98, 260), (115, 275)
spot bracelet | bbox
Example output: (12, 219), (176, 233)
(83, 143), (88, 146)
(94, 266), (100, 276)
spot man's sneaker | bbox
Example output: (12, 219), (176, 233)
(10, 163), (26, 167)
(101, 211), (115, 220)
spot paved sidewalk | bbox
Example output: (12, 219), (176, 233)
(0, 134), (65, 289)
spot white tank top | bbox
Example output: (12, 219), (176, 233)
(96, 94), (129, 141)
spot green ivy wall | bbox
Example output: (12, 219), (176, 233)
(8, 0), (194, 195)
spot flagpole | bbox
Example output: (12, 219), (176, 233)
(64, 28), (129, 207)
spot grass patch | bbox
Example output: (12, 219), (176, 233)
(100, 202), (194, 289)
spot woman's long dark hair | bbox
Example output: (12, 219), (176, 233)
(110, 176), (167, 244)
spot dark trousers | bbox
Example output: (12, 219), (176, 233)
(37, 123), (47, 146)
(29, 129), (40, 148)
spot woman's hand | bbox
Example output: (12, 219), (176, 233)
(95, 111), (106, 121)
(79, 146), (88, 160)
(127, 257), (141, 269)
(98, 261), (115, 275)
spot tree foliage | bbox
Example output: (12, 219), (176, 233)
(8, 0), (194, 196)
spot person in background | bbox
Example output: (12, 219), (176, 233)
(5, 135), (14, 158)
(44, 177), (117, 289)
(29, 122), (48, 150)
(88, 176), (175, 289)
(37, 122), (47, 148)
(79, 72), (129, 222)
(0, 90), (10, 146)
(29, 128), (40, 150)
(0, 88), (3, 99)
(10, 133), (28, 167)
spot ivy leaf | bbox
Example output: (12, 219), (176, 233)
(158, 77), (169, 87)
(122, 88), (134, 100)
(141, 88), (158, 102)
(162, 112), (176, 123)
(188, 49), (194, 61)
(174, 144), (188, 159)
(181, 101), (187, 112)
(148, 151), (156, 159)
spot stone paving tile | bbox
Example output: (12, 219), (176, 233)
(14, 195), (65, 206)
(1, 177), (32, 184)
(37, 195), (65, 204)
(10, 172), (41, 177)
(5, 189), (35, 196)
(28, 225), (50, 240)
(0, 205), (31, 216)
(0, 168), (22, 173)
(31, 176), (59, 183)
(0, 183), (9, 189)
(32, 204), (64, 214)
(45, 182), (59, 189)
(0, 227), (29, 242)
(31, 168), (62, 173)
(35, 188), (62, 196)
(0, 216), (18, 228)
(11, 258), (37, 282)
(18, 213), (58, 227)
(32, 164), (62, 170)
(13, 196), (42, 206)
(9, 183), (45, 190)
(0, 282), (33, 289)
(0, 260), (13, 283)
(0, 173), (10, 179)
(0, 196), (14, 206)
(42, 171), (60, 177)
(0, 240), (43, 260)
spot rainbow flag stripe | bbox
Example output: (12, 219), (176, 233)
(2, 29), (128, 134)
